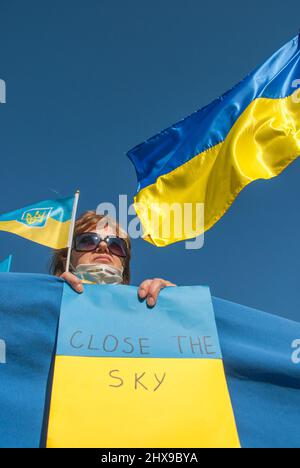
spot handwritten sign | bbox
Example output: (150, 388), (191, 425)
(47, 284), (240, 448)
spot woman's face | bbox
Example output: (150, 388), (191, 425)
(71, 224), (124, 271)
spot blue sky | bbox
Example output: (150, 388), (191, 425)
(0, 0), (299, 320)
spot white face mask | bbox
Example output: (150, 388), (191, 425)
(74, 263), (124, 285)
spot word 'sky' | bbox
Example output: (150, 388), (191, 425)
(108, 370), (166, 392)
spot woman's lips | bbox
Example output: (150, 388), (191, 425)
(92, 255), (113, 264)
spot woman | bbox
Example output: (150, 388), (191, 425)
(51, 210), (176, 307)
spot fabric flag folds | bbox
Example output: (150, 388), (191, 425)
(213, 297), (300, 449)
(127, 34), (300, 246)
(0, 255), (12, 272)
(0, 273), (62, 448)
(0, 273), (300, 448)
(0, 196), (74, 249)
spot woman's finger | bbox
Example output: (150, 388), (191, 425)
(147, 278), (176, 307)
(60, 272), (84, 293)
(138, 279), (152, 300)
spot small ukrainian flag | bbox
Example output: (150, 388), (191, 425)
(0, 255), (12, 273)
(0, 196), (75, 249)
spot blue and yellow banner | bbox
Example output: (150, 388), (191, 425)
(0, 255), (12, 272)
(1, 273), (300, 448)
(0, 273), (61, 448)
(214, 297), (300, 449)
(47, 284), (240, 448)
(127, 34), (300, 246)
(0, 196), (74, 249)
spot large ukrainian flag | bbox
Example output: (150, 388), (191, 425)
(128, 35), (300, 246)
(0, 196), (74, 249)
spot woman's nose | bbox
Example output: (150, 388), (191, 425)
(96, 241), (109, 253)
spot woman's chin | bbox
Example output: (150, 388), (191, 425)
(92, 257), (113, 265)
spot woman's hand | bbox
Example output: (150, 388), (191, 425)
(60, 272), (84, 293)
(138, 278), (176, 307)
(60, 272), (177, 306)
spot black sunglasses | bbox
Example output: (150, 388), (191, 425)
(74, 232), (128, 258)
